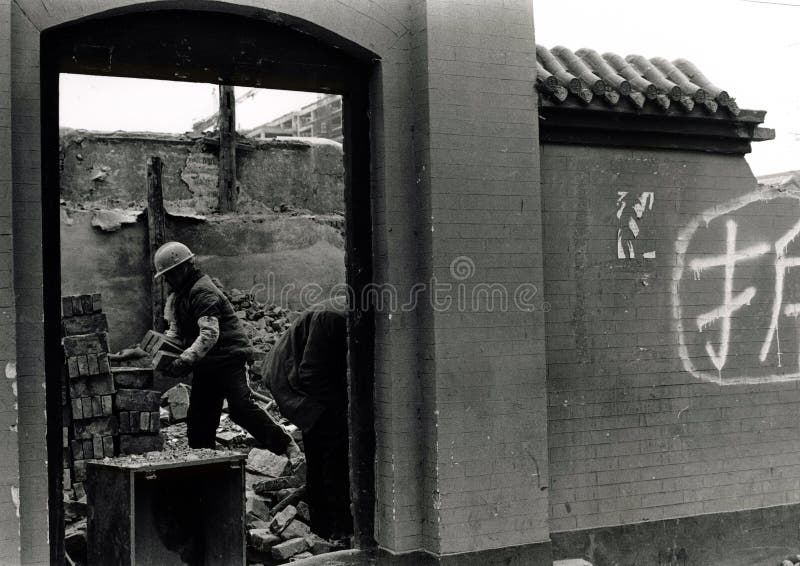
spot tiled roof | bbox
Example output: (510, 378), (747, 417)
(536, 45), (740, 116)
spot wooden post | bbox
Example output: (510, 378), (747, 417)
(147, 156), (167, 333)
(218, 84), (237, 213)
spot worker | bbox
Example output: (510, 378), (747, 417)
(261, 297), (352, 541)
(153, 241), (299, 459)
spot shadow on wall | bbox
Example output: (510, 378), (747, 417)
(60, 207), (345, 351)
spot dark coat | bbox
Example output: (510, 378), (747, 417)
(261, 299), (347, 433)
(173, 269), (255, 368)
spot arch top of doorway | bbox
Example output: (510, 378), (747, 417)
(27, 0), (395, 64)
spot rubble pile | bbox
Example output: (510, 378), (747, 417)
(781, 555), (800, 566)
(214, 279), (300, 362)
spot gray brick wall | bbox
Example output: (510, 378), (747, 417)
(0, 0), (19, 562)
(541, 145), (799, 532)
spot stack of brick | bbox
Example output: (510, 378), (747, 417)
(110, 330), (180, 455)
(61, 294), (117, 498)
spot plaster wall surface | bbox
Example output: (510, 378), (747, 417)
(60, 132), (344, 214)
(60, 207), (346, 351)
(541, 145), (800, 536)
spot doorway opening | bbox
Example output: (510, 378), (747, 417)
(42, 8), (376, 564)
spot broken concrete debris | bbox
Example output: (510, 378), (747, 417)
(246, 447), (290, 478)
(161, 382), (191, 422)
(61, 293), (345, 565)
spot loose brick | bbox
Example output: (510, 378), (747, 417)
(102, 435), (114, 458)
(67, 357), (80, 379)
(269, 505), (296, 535)
(73, 416), (118, 439)
(295, 501), (311, 524)
(62, 426), (69, 448)
(92, 435), (103, 459)
(81, 398), (92, 419)
(62, 313), (109, 336)
(247, 529), (281, 553)
(77, 355), (89, 376)
(152, 350), (179, 371)
(162, 383), (191, 422)
(91, 396), (102, 418)
(80, 295), (93, 314)
(63, 333), (108, 356)
(253, 476), (302, 496)
(101, 395), (113, 416)
(130, 412), (140, 433)
(246, 492), (271, 521)
(63, 469), (72, 491)
(150, 411), (160, 432)
(112, 368), (153, 389)
(142, 332), (183, 355)
(73, 461), (87, 482)
(73, 482), (86, 501)
(82, 439), (93, 460)
(71, 398), (83, 420)
(97, 354), (111, 374)
(139, 412), (150, 432)
(69, 373), (114, 398)
(270, 537), (308, 560)
(91, 293), (102, 312)
(246, 448), (289, 478)
(119, 411), (130, 434)
(118, 434), (164, 455)
(115, 389), (161, 412)
(62, 297), (74, 317)
(87, 354), (99, 376)
(71, 296), (84, 316)
(71, 440), (84, 461)
(279, 518), (310, 540)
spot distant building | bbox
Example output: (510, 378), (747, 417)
(193, 90), (343, 143)
(758, 169), (800, 186)
(248, 94), (343, 142)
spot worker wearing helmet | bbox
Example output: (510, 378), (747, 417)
(153, 241), (298, 457)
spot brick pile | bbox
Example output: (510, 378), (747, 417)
(61, 294), (116, 500)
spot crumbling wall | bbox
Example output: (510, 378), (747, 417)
(60, 207), (345, 352)
(60, 130), (344, 214)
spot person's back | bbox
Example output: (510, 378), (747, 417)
(262, 297), (352, 540)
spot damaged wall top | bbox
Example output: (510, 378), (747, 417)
(60, 130), (345, 215)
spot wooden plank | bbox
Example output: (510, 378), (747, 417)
(146, 157), (167, 334)
(217, 84), (238, 213)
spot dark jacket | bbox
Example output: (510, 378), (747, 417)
(173, 269), (255, 368)
(262, 299), (347, 433)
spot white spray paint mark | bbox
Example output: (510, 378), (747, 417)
(673, 184), (800, 384)
(759, 217), (800, 364)
(10, 487), (19, 518)
(688, 221), (769, 371)
(617, 191), (656, 259)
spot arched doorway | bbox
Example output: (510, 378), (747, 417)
(41, 7), (377, 562)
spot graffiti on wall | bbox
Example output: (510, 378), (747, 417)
(617, 191), (656, 259)
(674, 181), (800, 384)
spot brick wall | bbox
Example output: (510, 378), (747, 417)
(542, 144), (800, 533)
(419, 0), (549, 555)
(0, 0), (20, 563)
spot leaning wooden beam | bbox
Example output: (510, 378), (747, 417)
(146, 157), (167, 333)
(217, 84), (237, 213)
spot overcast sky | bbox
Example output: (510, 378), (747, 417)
(59, 0), (800, 176)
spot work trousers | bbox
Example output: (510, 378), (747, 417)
(304, 408), (353, 539)
(187, 361), (290, 454)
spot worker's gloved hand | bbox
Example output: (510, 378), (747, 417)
(165, 357), (193, 378)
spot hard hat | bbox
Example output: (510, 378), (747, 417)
(153, 241), (195, 279)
